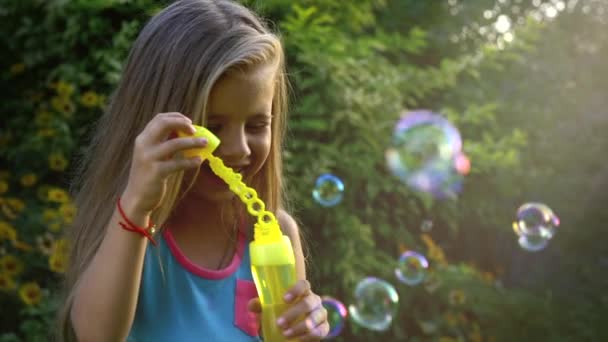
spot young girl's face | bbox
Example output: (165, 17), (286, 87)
(189, 62), (277, 203)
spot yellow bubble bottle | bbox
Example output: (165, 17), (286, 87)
(178, 125), (297, 342)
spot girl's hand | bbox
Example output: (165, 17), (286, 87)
(248, 280), (329, 341)
(122, 112), (207, 216)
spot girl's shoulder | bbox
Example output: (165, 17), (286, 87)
(276, 209), (299, 239)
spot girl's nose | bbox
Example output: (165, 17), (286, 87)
(219, 126), (251, 162)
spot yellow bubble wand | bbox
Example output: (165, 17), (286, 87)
(178, 125), (297, 342)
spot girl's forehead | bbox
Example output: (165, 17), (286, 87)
(207, 64), (277, 119)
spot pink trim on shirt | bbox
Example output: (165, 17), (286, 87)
(163, 228), (245, 280)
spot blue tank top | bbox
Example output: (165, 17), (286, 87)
(127, 227), (262, 341)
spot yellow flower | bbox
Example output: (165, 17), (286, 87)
(481, 271), (495, 284)
(49, 153), (69, 172)
(55, 81), (75, 97)
(0, 198), (24, 220)
(0, 199), (17, 220)
(19, 282), (42, 306)
(49, 252), (67, 273)
(0, 273), (16, 291)
(51, 96), (76, 117)
(0, 180), (7, 194)
(36, 233), (54, 255)
(449, 289), (466, 305)
(48, 239), (69, 271)
(80, 91), (100, 108)
(6, 198), (25, 213)
(443, 311), (459, 327)
(20, 173), (38, 187)
(47, 187), (70, 203)
(59, 203), (76, 224)
(0, 221), (17, 241)
(421, 234), (447, 265)
(9, 63), (25, 75)
(37, 185), (52, 201)
(49, 221), (63, 232)
(468, 323), (483, 342)
(0, 255), (24, 276)
(52, 238), (69, 256)
(12, 240), (33, 252)
(36, 128), (56, 138)
(34, 109), (53, 126)
(439, 337), (457, 342)
(42, 208), (59, 224)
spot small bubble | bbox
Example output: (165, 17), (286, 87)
(395, 251), (429, 286)
(312, 174), (344, 207)
(321, 296), (347, 339)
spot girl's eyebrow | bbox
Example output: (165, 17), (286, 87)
(207, 112), (273, 119)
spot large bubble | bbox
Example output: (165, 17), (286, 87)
(348, 277), (399, 331)
(385, 110), (468, 199)
(518, 234), (549, 252)
(515, 202), (559, 239)
(321, 296), (347, 339)
(512, 202), (559, 252)
(395, 251), (429, 286)
(312, 174), (344, 207)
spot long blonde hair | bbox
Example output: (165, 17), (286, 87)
(57, 0), (289, 339)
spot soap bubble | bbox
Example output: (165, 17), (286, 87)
(348, 277), (399, 331)
(321, 296), (347, 339)
(312, 174), (344, 207)
(518, 234), (549, 252)
(395, 251), (429, 286)
(420, 220), (433, 232)
(385, 110), (466, 198)
(514, 202), (559, 239)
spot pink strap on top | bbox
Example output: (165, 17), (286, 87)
(163, 228), (246, 280)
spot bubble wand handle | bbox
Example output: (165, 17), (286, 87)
(179, 125), (297, 342)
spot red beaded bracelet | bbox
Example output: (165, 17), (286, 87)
(116, 197), (157, 246)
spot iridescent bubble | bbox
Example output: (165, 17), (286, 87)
(348, 277), (399, 331)
(321, 296), (347, 339)
(515, 202), (559, 239)
(385, 110), (465, 198)
(420, 220), (433, 232)
(454, 152), (471, 175)
(395, 251), (429, 286)
(518, 234), (549, 252)
(312, 174), (344, 207)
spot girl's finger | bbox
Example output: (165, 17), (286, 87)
(144, 113), (195, 143)
(282, 305), (327, 339)
(277, 294), (319, 329)
(157, 156), (202, 176)
(283, 279), (311, 304)
(151, 136), (207, 160)
(299, 322), (330, 342)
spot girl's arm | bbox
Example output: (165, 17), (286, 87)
(277, 210), (306, 280)
(70, 113), (205, 341)
(70, 192), (151, 341)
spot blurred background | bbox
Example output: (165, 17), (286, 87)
(1, 0), (607, 341)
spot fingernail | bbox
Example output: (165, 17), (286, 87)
(198, 138), (207, 144)
(277, 317), (286, 327)
(283, 329), (293, 337)
(284, 293), (293, 302)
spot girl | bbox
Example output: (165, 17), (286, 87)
(57, 0), (329, 341)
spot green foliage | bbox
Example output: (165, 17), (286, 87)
(0, 0), (156, 340)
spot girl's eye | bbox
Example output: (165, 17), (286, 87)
(247, 122), (270, 131)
